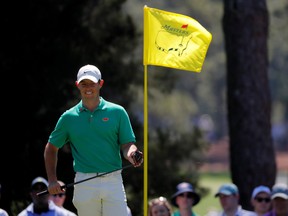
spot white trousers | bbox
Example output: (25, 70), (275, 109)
(73, 171), (129, 216)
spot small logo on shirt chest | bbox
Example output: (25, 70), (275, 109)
(102, 117), (109, 121)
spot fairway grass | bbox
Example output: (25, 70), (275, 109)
(193, 172), (232, 215)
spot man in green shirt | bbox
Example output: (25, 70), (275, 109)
(44, 64), (143, 216)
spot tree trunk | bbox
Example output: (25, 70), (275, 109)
(223, 0), (276, 210)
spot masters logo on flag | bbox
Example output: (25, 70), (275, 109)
(143, 5), (212, 72)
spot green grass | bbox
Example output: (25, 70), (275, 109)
(193, 172), (232, 215)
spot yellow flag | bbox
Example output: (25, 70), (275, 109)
(143, 6), (212, 72)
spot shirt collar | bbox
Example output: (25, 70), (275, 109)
(77, 97), (105, 113)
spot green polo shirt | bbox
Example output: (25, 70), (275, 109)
(48, 97), (136, 173)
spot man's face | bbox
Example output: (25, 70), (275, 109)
(77, 79), (102, 99)
(272, 197), (288, 215)
(31, 183), (49, 204)
(50, 193), (66, 207)
(251, 192), (271, 214)
(218, 194), (239, 211)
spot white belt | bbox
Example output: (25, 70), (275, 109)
(95, 170), (121, 177)
(77, 170), (121, 178)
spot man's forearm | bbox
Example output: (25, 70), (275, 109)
(44, 143), (58, 183)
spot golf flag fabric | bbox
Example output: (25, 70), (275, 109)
(143, 6), (212, 72)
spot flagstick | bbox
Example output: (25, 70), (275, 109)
(143, 65), (149, 216)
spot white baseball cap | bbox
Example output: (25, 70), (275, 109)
(251, 185), (271, 199)
(271, 183), (288, 200)
(31, 176), (48, 188)
(77, 64), (101, 83)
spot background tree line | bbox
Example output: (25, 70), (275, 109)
(0, 0), (287, 215)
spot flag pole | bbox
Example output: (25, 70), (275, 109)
(143, 6), (149, 216)
(143, 64), (148, 216)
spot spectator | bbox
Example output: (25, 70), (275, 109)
(264, 183), (288, 216)
(149, 196), (172, 216)
(49, 181), (77, 216)
(210, 183), (256, 216)
(0, 184), (8, 216)
(171, 182), (201, 216)
(17, 177), (67, 216)
(251, 185), (271, 216)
